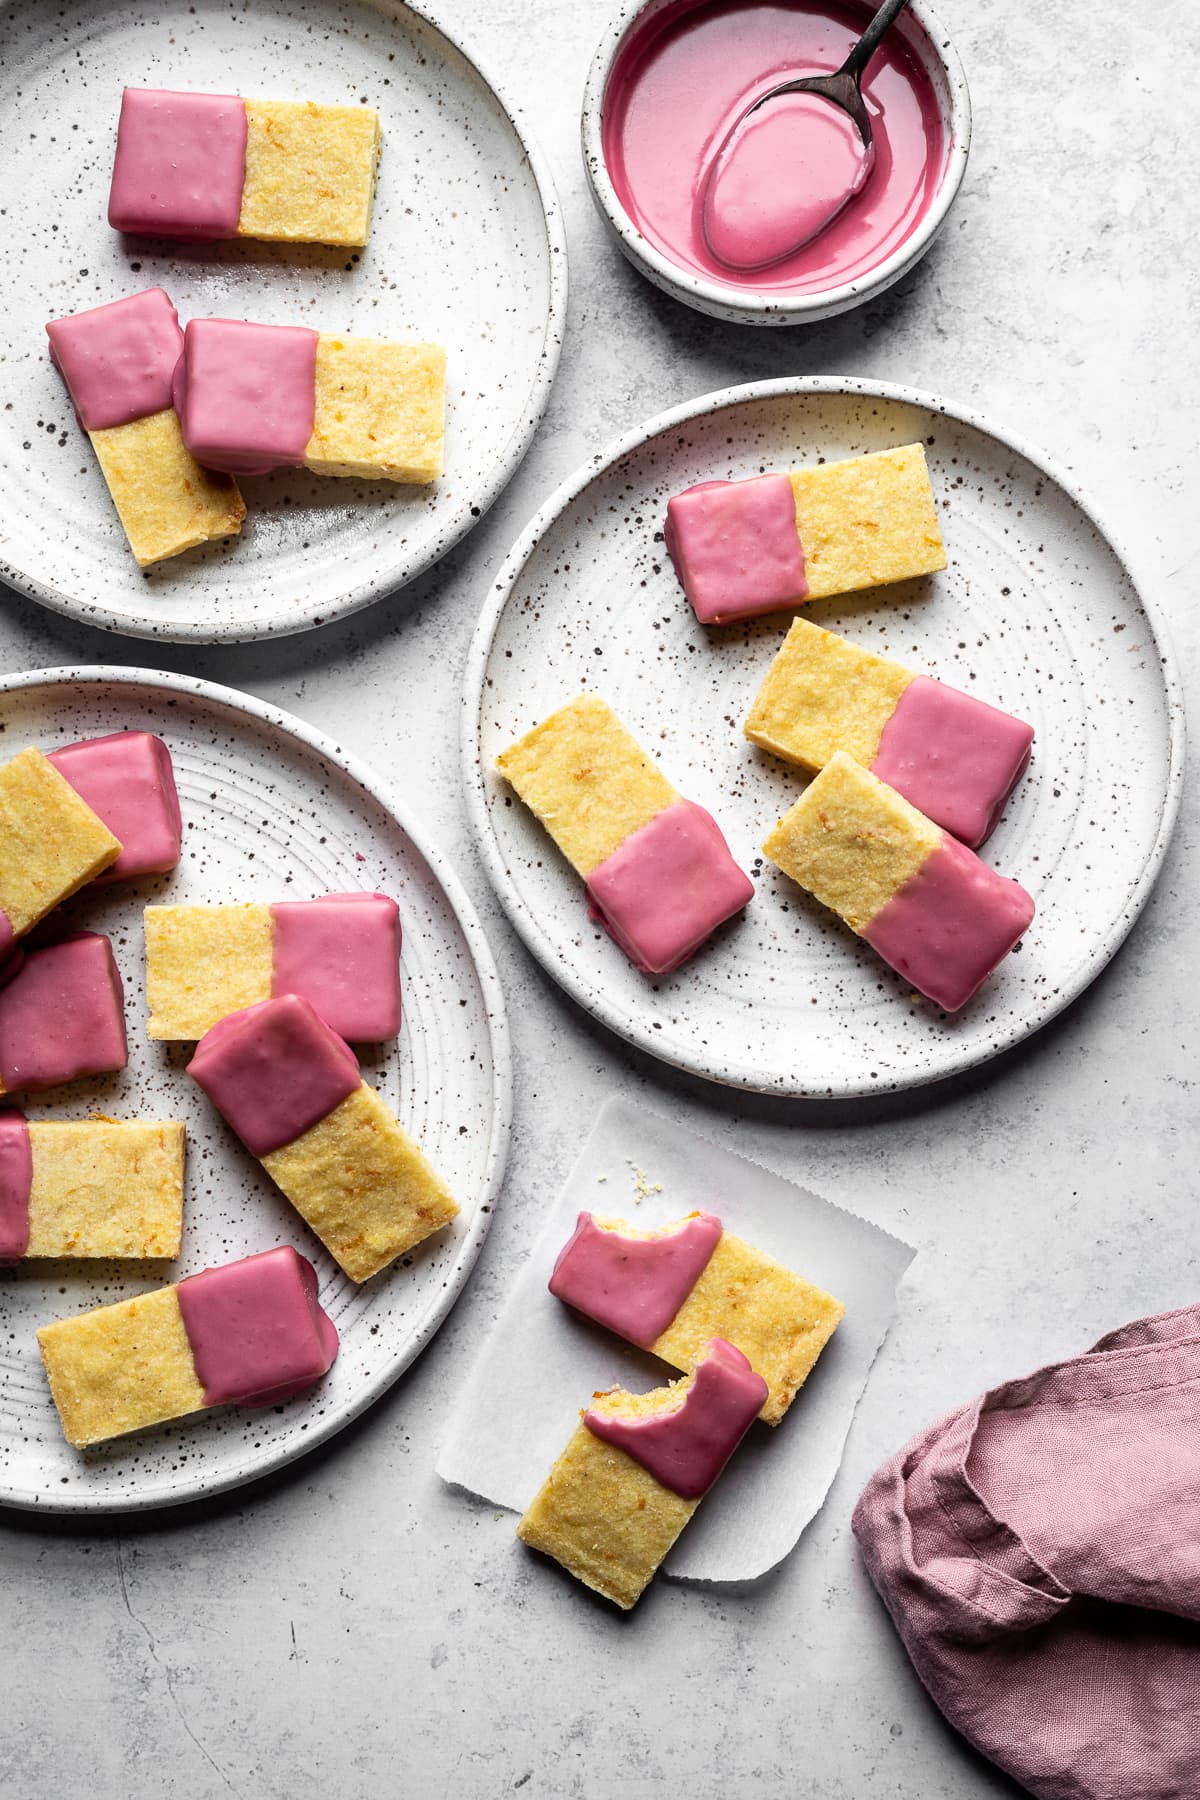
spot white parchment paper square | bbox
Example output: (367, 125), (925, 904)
(438, 1097), (914, 1586)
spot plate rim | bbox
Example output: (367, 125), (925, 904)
(460, 373), (1187, 1099)
(0, 0), (569, 646)
(0, 663), (513, 1514)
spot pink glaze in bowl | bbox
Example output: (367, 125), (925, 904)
(582, 0), (970, 325)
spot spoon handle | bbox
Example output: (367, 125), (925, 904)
(840, 0), (912, 85)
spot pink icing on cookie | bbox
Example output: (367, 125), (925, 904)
(0, 934), (127, 1095)
(270, 894), (401, 1041)
(174, 318), (318, 476)
(585, 799), (754, 975)
(871, 676), (1035, 849)
(46, 288), (184, 432)
(584, 1338), (767, 1500)
(187, 994), (361, 1159)
(176, 1246), (339, 1408)
(862, 830), (1035, 1013)
(48, 731), (182, 884)
(0, 1112), (32, 1263)
(108, 88), (247, 240)
(0, 939), (23, 989)
(549, 1210), (723, 1347)
(664, 475), (808, 625)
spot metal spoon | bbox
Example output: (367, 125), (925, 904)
(702, 0), (913, 270)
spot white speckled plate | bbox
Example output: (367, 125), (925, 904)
(0, 0), (565, 643)
(0, 669), (510, 1512)
(463, 378), (1185, 1098)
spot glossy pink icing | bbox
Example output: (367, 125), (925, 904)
(48, 731), (182, 884)
(585, 799), (754, 974)
(871, 676), (1034, 850)
(584, 1338), (767, 1500)
(0, 941), (23, 989)
(45, 288), (184, 432)
(270, 894), (402, 1041)
(174, 318), (318, 477)
(0, 1112), (32, 1263)
(0, 914), (13, 964)
(703, 90), (872, 270)
(176, 1246), (339, 1408)
(187, 994), (361, 1159)
(602, 0), (946, 296)
(108, 88), (247, 240)
(664, 475), (807, 624)
(863, 830), (1035, 1012)
(549, 1210), (723, 1347)
(0, 934), (127, 1095)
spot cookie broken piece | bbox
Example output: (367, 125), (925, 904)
(664, 444), (945, 624)
(763, 751), (1035, 1012)
(0, 934), (127, 1096)
(0, 748), (121, 950)
(745, 617), (1034, 848)
(517, 1339), (767, 1609)
(496, 694), (753, 974)
(108, 88), (381, 247)
(37, 1245), (338, 1447)
(144, 892), (401, 1041)
(549, 1210), (844, 1425)
(0, 1113), (185, 1261)
(45, 288), (246, 566)
(173, 317), (445, 482)
(187, 994), (457, 1282)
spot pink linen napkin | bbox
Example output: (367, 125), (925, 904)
(852, 1306), (1200, 1800)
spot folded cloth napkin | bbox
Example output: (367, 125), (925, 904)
(852, 1307), (1200, 1800)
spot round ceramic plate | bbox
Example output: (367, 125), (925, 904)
(463, 377), (1184, 1098)
(0, 0), (565, 643)
(0, 669), (510, 1512)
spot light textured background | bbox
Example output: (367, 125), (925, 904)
(1, 1), (1196, 1794)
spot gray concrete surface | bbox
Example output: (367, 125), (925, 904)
(1, 1), (1196, 1794)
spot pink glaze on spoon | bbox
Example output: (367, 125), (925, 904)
(703, 89), (873, 269)
(176, 1246), (339, 1407)
(188, 994), (361, 1159)
(603, 0), (945, 296)
(0, 1112), (32, 1263)
(549, 1210), (723, 1346)
(584, 1338), (767, 1499)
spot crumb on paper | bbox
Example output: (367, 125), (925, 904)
(632, 1167), (662, 1204)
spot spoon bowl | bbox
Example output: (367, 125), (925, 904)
(701, 0), (913, 271)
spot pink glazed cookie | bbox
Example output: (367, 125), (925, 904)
(746, 617), (1034, 848)
(496, 695), (753, 976)
(764, 753), (1034, 1013)
(38, 1245), (339, 1447)
(108, 87), (381, 248)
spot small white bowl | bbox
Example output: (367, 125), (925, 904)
(581, 0), (971, 326)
